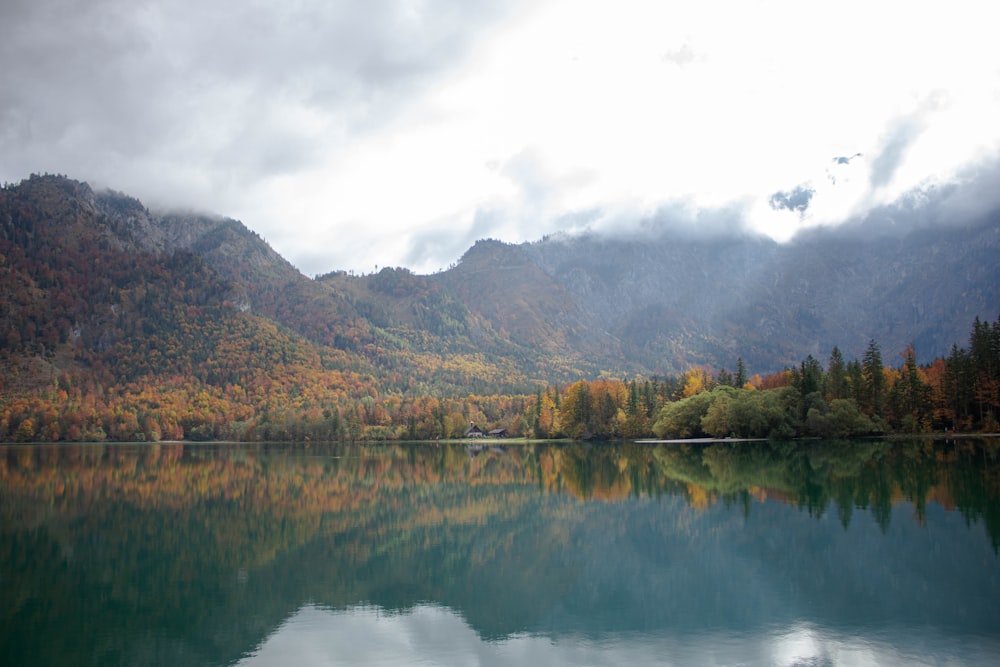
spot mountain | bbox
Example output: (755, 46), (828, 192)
(2, 173), (998, 401)
(327, 220), (999, 378)
(516, 221), (1000, 373)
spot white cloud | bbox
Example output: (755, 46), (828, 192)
(238, 603), (983, 667)
(2, 0), (998, 275)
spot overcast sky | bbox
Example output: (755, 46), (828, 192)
(2, 0), (999, 275)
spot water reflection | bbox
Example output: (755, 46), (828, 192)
(1, 440), (999, 666)
(240, 604), (1000, 667)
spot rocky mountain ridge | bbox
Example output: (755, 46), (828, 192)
(3, 173), (998, 389)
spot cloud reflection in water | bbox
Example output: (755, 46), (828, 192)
(238, 603), (997, 667)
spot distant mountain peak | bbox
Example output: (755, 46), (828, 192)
(3, 173), (998, 386)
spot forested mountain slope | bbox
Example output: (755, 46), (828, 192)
(518, 221), (999, 374)
(0, 175), (545, 407)
(3, 173), (998, 395)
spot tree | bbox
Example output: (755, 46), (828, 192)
(654, 390), (716, 439)
(701, 388), (735, 436)
(805, 398), (877, 438)
(969, 316), (1000, 427)
(735, 357), (747, 389)
(796, 355), (824, 397)
(943, 343), (974, 430)
(847, 359), (865, 406)
(681, 367), (712, 398)
(15, 417), (37, 442)
(861, 339), (885, 417)
(889, 344), (930, 432)
(626, 380), (640, 417)
(559, 380), (593, 439)
(827, 346), (847, 401)
(792, 355), (824, 422)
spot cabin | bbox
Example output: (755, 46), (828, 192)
(464, 424), (484, 438)
(488, 428), (508, 438)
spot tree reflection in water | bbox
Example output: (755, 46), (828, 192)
(1, 439), (998, 666)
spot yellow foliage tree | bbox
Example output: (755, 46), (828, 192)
(682, 368), (710, 398)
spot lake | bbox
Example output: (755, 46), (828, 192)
(2, 439), (999, 666)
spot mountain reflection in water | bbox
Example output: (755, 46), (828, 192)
(1, 439), (998, 666)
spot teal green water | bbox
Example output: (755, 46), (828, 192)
(2, 440), (999, 666)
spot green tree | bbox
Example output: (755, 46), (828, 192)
(735, 357), (747, 389)
(806, 398), (876, 438)
(732, 387), (798, 439)
(847, 358), (865, 406)
(861, 339), (885, 417)
(889, 345), (930, 432)
(701, 387), (737, 436)
(626, 380), (640, 417)
(943, 343), (973, 430)
(653, 390), (717, 439)
(969, 316), (1000, 427)
(827, 346), (848, 400)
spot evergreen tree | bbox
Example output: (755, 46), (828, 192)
(794, 354), (824, 421)
(796, 355), (824, 397)
(890, 345), (930, 432)
(626, 380), (639, 417)
(642, 380), (658, 417)
(735, 357), (747, 389)
(943, 343), (973, 430)
(969, 316), (1000, 426)
(532, 387), (544, 437)
(847, 359), (865, 406)
(827, 346), (847, 400)
(861, 339), (885, 417)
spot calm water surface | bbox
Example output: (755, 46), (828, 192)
(2, 439), (999, 666)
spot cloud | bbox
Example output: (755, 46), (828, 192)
(662, 42), (698, 66)
(870, 119), (924, 189)
(833, 153), (862, 166)
(768, 186), (815, 216)
(499, 149), (552, 212)
(2, 0), (999, 275)
(0, 0), (523, 202)
(402, 210), (501, 273)
(239, 602), (970, 667)
(855, 151), (1000, 234)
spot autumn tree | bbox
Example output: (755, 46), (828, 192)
(559, 380), (593, 439)
(680, 367), (713, 398)
(887, 345), (931, 432)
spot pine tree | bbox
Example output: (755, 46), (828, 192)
(847, 359), (865, 406)
(797, 355), (824, 397)
(626, 380), (639, 417)
(735, 357), (747, 389)
(943, 344), (973, 430)
(891, 344), (930, 431)
(969, 316), (1000, 426)
(862, 339), (885, 417)
(827, 346), (847, 400)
